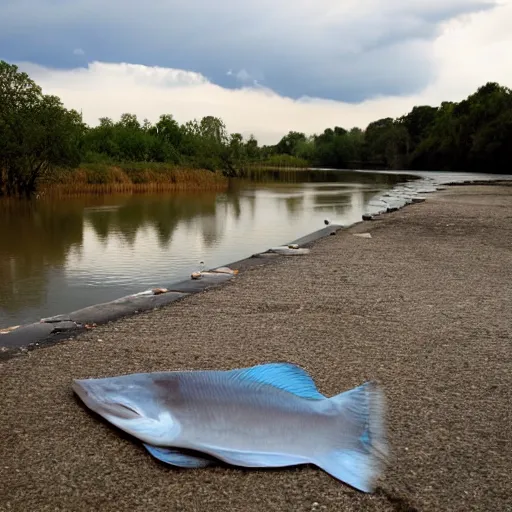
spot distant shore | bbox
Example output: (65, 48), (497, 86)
(9, 162), (512, 198)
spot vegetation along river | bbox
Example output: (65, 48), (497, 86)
(0, 169), (507, 329)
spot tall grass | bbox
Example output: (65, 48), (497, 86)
(39, 163), (228, 196)
(245, 154), (310, 171)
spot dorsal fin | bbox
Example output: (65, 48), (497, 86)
(230, 363), (326, 400)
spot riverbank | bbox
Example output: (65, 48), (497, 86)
(1, 184), (511, 511)
(35, 162), (318, 196)
(38, 164), (228, 196)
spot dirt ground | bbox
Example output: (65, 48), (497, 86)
(1, 184), (511, 512)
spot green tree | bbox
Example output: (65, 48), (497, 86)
(199, 116), (228, 145)
(362, 118), (410, 168)
(295, 136), (316, 162)
(0, 61), (85, 197)
(3, 56), (512, 195)
(275, 131), (307, 155)
(245, 134), (259, 159)
(408, 82), (512, 172)
(401, 106), (438, 148)
(310, 127), (363, 168)
(155, 114), (182, 149)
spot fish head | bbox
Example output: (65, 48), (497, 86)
(72, 373), (181, 444)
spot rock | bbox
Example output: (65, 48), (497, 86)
(289, 225), (342, 246)
(269, 246), (310, 256)
(0, 322), (55, 349)
(168, 274), (233, 293)
(0, 325), (20, 335)
(40, 314), (72, 323)
(199, 271), (237, 278)
(362, 214), (373, 221)
(354, 233), (372, 239)
(212, 266), (239, 275)
(69, 292), (188, 325)
(51, 321), (80, 333)
(253, 252), (281, 258)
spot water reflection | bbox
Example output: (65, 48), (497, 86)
(83, 193), (222, 248)
(285, 195), (304, 216)
(0, 201), (83, 314)
(0, 170), (409, 328)
(243, 168), (414, 185)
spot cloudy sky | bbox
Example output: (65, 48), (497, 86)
(1, 0), (511, 143)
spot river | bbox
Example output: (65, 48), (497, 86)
(0, 169), (506, 329)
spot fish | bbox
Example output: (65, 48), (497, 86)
(72, 362), (388, 492)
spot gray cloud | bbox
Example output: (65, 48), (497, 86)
(0, 0), (497, 101)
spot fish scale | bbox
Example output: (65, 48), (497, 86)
(176, 377), (329, 451)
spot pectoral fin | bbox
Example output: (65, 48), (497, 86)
(143, 443), (216, 468)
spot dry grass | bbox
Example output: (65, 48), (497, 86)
(39, 164), (228, 196)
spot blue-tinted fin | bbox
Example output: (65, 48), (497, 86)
(229, 363), (326, 400)
(143, 444), (215, 468)
(315, 450), (379, 493)
(360, 429), (371, 447)
(330, 382), (387, 456)
(314, 381), (388, 493)
(205, 447), (309, 468)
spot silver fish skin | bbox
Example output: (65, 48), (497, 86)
(72, 363), (388, 492)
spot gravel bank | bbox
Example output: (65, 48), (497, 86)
(1, 184), (511, 512)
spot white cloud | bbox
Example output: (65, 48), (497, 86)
(14, 1), (512, 145)
(73, 48), (85, 56)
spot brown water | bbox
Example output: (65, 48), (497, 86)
(0, 170), (415, 328)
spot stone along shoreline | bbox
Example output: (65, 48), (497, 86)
(1, 184), (511, 512)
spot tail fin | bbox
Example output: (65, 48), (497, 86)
(314, 381), (388, 493)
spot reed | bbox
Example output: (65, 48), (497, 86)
(39, 164), (228, 197)
(247, 155), (310, 170)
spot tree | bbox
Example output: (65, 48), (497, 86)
(310, 127), (363, 168)
(245, 134), (259, 159)
(0, 61), (85, 197)
(362, 118), (410, 168)
(118, 113), (141, 130)
(3, 57), (512, 194)
(406, 83), (512, 172)
(401, 106), (438, 147)
(155, 114), (182, 149)
(199, 116), (228, 145)
(275, 131), (307, 155)
(295, 137), (316, 162)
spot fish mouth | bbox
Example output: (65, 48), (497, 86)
(72, 379), (141, 420)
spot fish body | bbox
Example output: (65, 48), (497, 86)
(72, 363), (388, 492)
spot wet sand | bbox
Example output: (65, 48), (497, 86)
(1, 184), (511, 512)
